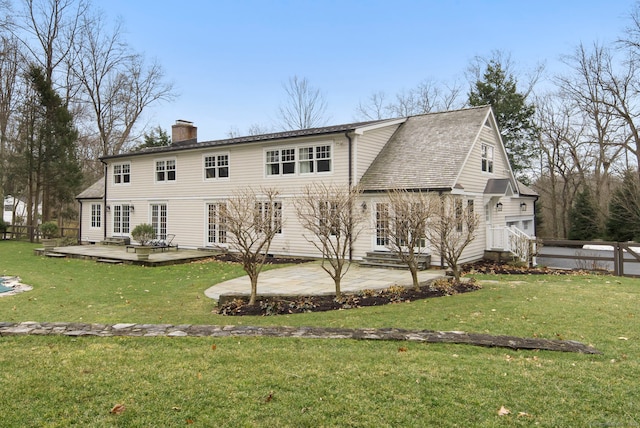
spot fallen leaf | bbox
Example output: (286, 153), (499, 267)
(498, 406), (511, 416)
(186, 418), (194, 424)
(618, 337), (629, 340)
(518, 412), (532, 418)
(211, 344), (217, 350)
(110, 404), (125, 415)
(398, 347), (408, 352)
(172, 406), (181, 411)
(265, 392), (274, 403)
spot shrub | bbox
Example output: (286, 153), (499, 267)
(131, 223), (156, 246)
(0, 218), (7, 233)
(39, 221), (59, 239)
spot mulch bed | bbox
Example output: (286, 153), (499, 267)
(462, 260), (611, 276)
(215, 279), (481, 316)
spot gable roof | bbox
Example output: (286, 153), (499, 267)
(359, 106), (492, 191)
(483, 178), (514, 196)
(76, 177), (105, 200)
(100, 119), (399, 161)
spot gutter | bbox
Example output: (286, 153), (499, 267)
(100, 159), (108, 240)
(345, 132), (354, 261)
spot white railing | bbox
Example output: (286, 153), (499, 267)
(487, 226), (536, 265)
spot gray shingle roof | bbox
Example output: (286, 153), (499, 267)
(359, 106), (492, 191)
(76, 177), (104, 199)
(101, 119), (392, 161)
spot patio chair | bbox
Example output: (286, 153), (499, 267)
(150, 234), (177, 251)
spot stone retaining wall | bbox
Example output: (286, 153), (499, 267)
(0, 321), (601, 354)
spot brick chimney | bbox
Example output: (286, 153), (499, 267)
(171, 120), (197, 144)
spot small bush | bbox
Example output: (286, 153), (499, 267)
(131, 223), (156, 245)
(0, 218), (7, 233)
(39, 221), (59, 239)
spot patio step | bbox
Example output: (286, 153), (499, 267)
(97, 258), (123, 264)
(360, 252), (431, 270)
(101, 237), (131, 246)
(44, 252), (66, 258)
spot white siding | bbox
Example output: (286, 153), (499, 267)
(104, 134), (354, 251)
(79, 200), (104, 243)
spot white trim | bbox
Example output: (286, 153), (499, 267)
(154, 157), (177, 183)
(202, 152), (230, 181)
(263, 141), (334, 178)
(112, 162), (131, 186)
(352, 118), (407, 135)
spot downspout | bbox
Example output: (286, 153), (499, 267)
(77, 200), (82, 244)
(345, 132), (354, 261)
(100, 159), (108, 240)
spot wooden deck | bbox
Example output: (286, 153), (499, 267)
(34, 245), (219, 266)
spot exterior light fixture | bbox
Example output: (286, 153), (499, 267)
(520, 202), (527, 212)
(496, 202), (503, 212)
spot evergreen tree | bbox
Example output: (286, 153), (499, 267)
(27, 65), (82, 222)
(606, 170), (640, 241)
(568, 189), (600, 240)
(468, 60), (539, 176)
(133, 126), (171, 151)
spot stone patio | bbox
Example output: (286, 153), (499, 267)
(205, 263), (445, 300)
(34, 245), (217, 266)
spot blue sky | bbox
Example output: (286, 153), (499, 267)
(99, 0), (635, 141)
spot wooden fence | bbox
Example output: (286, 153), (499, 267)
(0, 225), (79, 242)
(538, 239), (640, 277)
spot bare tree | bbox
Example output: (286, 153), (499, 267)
(224, 187), (281, 305)
(226, 123), (274, 138)
(295, 183), (365, 299)
(72, 12), (175, 156)
(0, 34), (21, 203)
(277, 75), (328, 130)
(384, 190), (434, 289)
(466, 50), (544, 100)
(355, 78), (464, 121)
(355, 91), (387, 120)
(425, 195), (479, 282)
(14, 0), (88, 88)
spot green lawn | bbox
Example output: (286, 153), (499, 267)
(1, 241), (639, 427)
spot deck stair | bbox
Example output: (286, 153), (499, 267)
(360, 251), (431, 270)
(101, 236), (130, 246)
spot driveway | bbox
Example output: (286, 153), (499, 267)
(204, 262), (445, 300)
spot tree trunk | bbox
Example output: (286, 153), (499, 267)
(410, 266), (420, 290)
(249, 274), (258, 306)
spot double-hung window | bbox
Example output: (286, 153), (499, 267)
(266, 144), (332, 176)
(299, 145), (331, 173)
(266, 148), (295, 176)
(113, 163), (130, 184)
(481, 144), (494, 173)
(204, 154), (229, 179)
(156, 159), (176, 182)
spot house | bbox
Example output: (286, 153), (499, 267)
(3, 195), (39, 225)
(77, 106), (537, 266)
